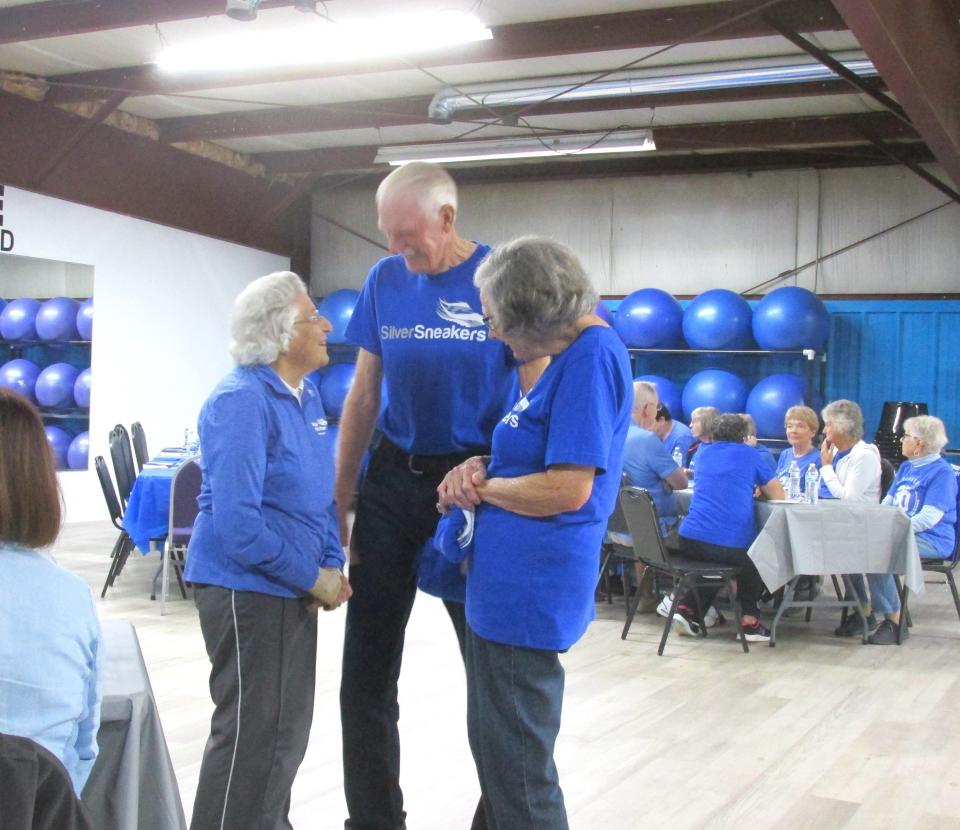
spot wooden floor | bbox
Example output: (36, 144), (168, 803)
(55, 521), (960, 830)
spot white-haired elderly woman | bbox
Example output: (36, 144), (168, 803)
(437, 237), (632, 829)
(870, 415), (959, 644)
(818, 399), (886, 639)
(184, 271), (351, 830)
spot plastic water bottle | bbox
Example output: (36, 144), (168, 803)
(788, 460), (801, 501)
(805, 463), (820, 504)
(672, 446), (683, 468)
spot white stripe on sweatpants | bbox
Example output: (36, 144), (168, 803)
(219, 590), (243, 830)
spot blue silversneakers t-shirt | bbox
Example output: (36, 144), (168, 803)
(467, 325), (632, 651)
(680, 442), (774, 549)
(776, 446), (820, 493)
(887, 457), (958, 557)
(346, 244), (518, 455)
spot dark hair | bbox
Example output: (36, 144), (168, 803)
(713, 413), (749, 444)
(656, 403), (672, 422)
(0, 389), (62, 548)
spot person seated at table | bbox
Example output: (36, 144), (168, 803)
(653, 403), (694, 462)
(0, 389), (102, 797)
(775, 405), (821, 494)
(686, 405), (719, 477)
(818, 399), (886, 638)
(184, 271), (351, 830)
(673, 413), (785, 641)
(740, 413), (776, 479)
(869, 415), (958, 645)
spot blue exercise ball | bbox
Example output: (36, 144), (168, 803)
(594, 301), (614, 326)
(0, 359), (41, 401)
(681, 369), (748, 419)
(316, 289), (360, 345)
(746, 374), (806, 439)
(320, 362), (356, 418)
(0, 298), (42, 340)
(635, 374), (682, 421)
(614, 288), (684, 348)
(67, 431), (90, 470)
(77, 297), (94, 340)
(752, 286), (829, 351)
(45, 425), (72, 470)
(35, 363), (80, 408)
(682, 289), (753, 350)
(36, 296), (80, 341)
(73, 367), (92, 409)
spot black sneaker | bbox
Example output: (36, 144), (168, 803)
(868, 619), (909, 645)
(834, 613), (876, 637)
(671, 605), (702, 637)
(737, 619), (771, 642)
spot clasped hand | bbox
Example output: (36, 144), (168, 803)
(436, 455), (488, 512)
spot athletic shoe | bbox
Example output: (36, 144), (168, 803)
(737, 619), (771, 642)
(834, 613), (876, 637)
(671, 605), (702, 637)
(656, 594), (674, 618)
(703, 606), (725, 628)
(868, 619), (909, 645)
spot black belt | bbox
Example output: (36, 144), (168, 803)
(376, 436), (485, 477)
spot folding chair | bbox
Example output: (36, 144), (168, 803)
(130, 421), (149, 472)
(619, 486), (750, 655)
(94, 455), (135, 598)
(108, 424), (136, 507)
(154, 459), (202, 614)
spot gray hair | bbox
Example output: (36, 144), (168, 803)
(632, 381), (658, 419)
(904, 415), (949, 454)
(821, 399), (864, 442)
(690, 406), (720, 439)
(474, 236), (598, 341)
(229, 271), (307, 366)
(739, 413), (757, 437)
(376, 161), (458, 217)
(714, 413), (749, 443)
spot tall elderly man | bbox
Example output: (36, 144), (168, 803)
(335, 162), (540, 830)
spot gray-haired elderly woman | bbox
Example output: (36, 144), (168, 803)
(184, 271), (350, 830)
(436, 236), (632, 829)
(686, 405), (719, 475)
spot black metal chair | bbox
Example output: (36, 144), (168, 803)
(598, 476), (646, 636)
(880, 457), (896, 500)
(152, 459), (201, 610)
(130, 421), (149, 472)
(619, 486), (750, 655)
(108, 424), (136, 507)
(94, 455), (134, 598)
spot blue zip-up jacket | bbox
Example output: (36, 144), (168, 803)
(184, 364), (344, 597)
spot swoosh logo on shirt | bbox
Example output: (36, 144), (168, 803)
(437, 299), (485, 328)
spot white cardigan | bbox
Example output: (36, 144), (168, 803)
(819, 440), (882, 503)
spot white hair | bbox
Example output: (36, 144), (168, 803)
(821, 399), (864, 442)
(904, 415), (949, 454)
(229, 271), (306, 366)
(376, 161), (458, 217)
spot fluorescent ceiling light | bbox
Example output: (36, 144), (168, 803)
(157, 11), (491, 73)
(374, 130), (656, 166)
(429, 53), (877, 122)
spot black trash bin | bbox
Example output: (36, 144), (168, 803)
(874, 400), (928, 466)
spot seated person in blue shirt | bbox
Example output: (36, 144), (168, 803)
(674, 413), (785, 642)
(869, 415), (958, 645)
(775, 405), (821, 494)
(686, 405), (719, 477)
(653, 402), (694, 462)
(184, 272), (350, 830)
(0, 389), (101, 797)
(436, 237), (632, 830)
(740, 413), (777, 478)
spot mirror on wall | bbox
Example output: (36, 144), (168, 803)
(0, 252), (94, 472)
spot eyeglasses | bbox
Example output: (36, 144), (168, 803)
(295, 313), (323, 325)
(482, 313), (496, 330)
(902, 434), (923, 441)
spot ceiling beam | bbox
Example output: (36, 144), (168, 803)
(44, 0), (846, 103)
(157, 78), (875, 143)
(832, 0), (960, 189)
(0, 1), (294, 45)
(252, 111), (920, 174)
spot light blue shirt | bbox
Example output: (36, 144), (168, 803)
(0, 544), (102, 795)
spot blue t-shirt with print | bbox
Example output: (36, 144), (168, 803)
(662, 420), (694, 461)
(776, 446), (821, 492)
(680, 442), (774, 549)
(346, 244), (517, 455)
(887, 457), (958, 557)
(623, 424), (680, 532)
(468, 325), (632, 651)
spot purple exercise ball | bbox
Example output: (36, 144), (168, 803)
(77, 297), (94, 340)
(682, 289), (753, 350)
(746, 374), (807, 439)
(316, 289), (360, 345)
(45, 425), (72, 470)
(0, 298), (42, 340)
(35, 363), (80, 408)
(68, 431), (90, 470)
(635, 374), (682, 421)
(36, 296), (80, 341)
(752, 286), (830, 351)
(320, 362), (356, 418)
(614, 288), (684, 348)
(74, 367), (92, 409)
(0, 359), (42, 401)
(681, 368), (748, 419)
